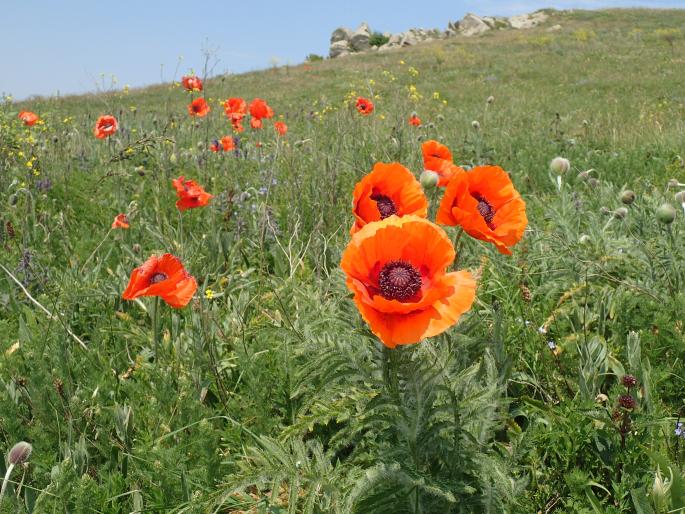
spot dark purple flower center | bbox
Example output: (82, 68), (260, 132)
(378, 260), (422, 301)
(370, 193), (397, 219)
(149, 272), (168, 284)
(472, 193), (496, 230)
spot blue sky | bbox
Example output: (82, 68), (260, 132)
(1, 0), (682, 99)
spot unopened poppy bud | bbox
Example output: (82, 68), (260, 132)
(471, 120), (480, 130)
(656, 203), (676, 224)
(595, 393), (608, 403)
(614, 207), (628, 219)
(486, 95), (495, 104)
(8, 441), (32, 465)
(8, 194), (17, 206)
(675, 191), (685, 204)
(579, 234), (591, 244)
(135, 166), (145, 176)
(600, 207), (611, 215)
(550, 157), (570, 174)
(651, 468), (671, 511)
(169, 153), (177, 165)
(668, 178), (680, 189)
(621, 190), (636, 205)
(436, 114), (445, 122)
(588, 178), (600, 188)
(420, 170), (439, 189)
(582, 119), (589, 127)
(132, 243), (141, 254)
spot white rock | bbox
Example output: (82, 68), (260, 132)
(458, 13), (491, 37)
(329, 40), (351, 58)
(350, 22), (371, 51)
(547, 24), (562, 32)
(330, 27), (351, 43)
(509, 11), (549, 29)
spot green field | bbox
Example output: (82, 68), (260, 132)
(2, 7), (685, 513)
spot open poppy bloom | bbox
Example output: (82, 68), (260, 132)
(341, 215), (476, 348)
(112, 213), (130, 229)
(224, 97), (247, 117)
(250, 117), (263, 129)
(94, 115), (118, 139)
(188, 98), (210, 117)
(274, 121), (287, 136)
(172, 176), (213, 211)
(351, 162), (428, 235)
(356, 97), (374, 115)
(436, 165), (527, 255)
(122, 253), (197, 308)
(18, 111), (39, 126)
(249, 98), (274, 120)
(421, 140), (463, 186)
(181, 75), (203, 92)
(408, 114), (421, 127)
(220, 136), (235, 151)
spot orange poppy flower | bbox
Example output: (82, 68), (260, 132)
(408, 114), (421, 127)
(188, 98), (210, 117)
(340, 215), (476, 348)
(181, 75), (203, 92)
(356, 97), (374, 115)
(249, 98), (274, 120)
(421, 140), (463, 186)
(112, 213), (130, 229)
(122, 253), (197, 308)
(232, 119), (245, 133)
(18, 111), (39, 126)
(274, 121), (287, 136)
(94, 115), (118, 139)
(351, 162), (428, 235)
(172, 176), (213, 211)
(224, 97), (247, 117)
(220, 136), (235, 151)
(436, 165), (527, 255)
(250, 117), (263, 129)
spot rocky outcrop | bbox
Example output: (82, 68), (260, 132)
(328, 10), (553, 58)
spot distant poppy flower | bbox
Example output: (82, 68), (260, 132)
(94, 115), (118, 139)
(250, 117), (263, 129)
(122, 253), (197, 308)
(351, 162), (428, 235)
(408, 114), (421, 127)
(249, 98), (274, 120)
(181, 75), (203, 92)
(232, 119), (245, 132)
(274, 121), (288, 136)
(356, 97), (374, 115)
(112, 213), (130, 229)
(421, 140), (462, 186)
(340, 215), (476, 348)
(220, 136), (235, 151)
(436, 165), (527, 255)
(224, 97), (247, 117)
(18, 111), (39, 126)
(188, 98), (210, 117)
(172, 176), (213, 211)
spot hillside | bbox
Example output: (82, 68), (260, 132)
(2, 7), (685, 513)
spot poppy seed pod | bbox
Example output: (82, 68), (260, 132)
(436, 114), (445, 122)
(471, 120), (480, 130)
(132, 243), (141, 254)
(675, 191), (685, 204)
(614, 207), (628, 219)
(588, 178), (600, 188)
(486, 95), (495, 104)
(550, 157), (570, 175)
(420, 170), (439, 189)
(621, 190), (636, 205)
(8, 441), (32, 465)
(656, 203), (676, 224)
(668, 178), (680, 189)
(8, 194), (17, 206)
(169, 153), (177, 165)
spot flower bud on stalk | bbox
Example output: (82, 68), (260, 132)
(1, 442), (32, 500)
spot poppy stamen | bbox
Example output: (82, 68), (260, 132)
(370, 193), (397, 219)
(149, 272), (168, 284)
(378, 260), (422, 301)
(473, 193), (496, 230)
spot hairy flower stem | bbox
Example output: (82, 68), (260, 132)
(152, 296), (161, 361)
(0, 464), (14, 502)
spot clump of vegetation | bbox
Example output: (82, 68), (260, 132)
(369, 31), (390, 47)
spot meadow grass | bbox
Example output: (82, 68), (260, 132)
(1, 7), (685, 513)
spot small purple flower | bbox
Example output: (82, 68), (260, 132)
(676, 422), (684, 438)
(547, 340), (557, 350)
(35, 178), (53, 192)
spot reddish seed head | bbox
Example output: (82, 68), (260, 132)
(618, 394), (636, 410)
(622, 375), (637, 388)
(379, 260), (422, 302)
(149, 272), (168, 284)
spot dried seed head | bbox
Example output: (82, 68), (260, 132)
(621, 190), (636, 205)
(618, 394), (636, 410)
(471, 120), (480, 130)
(8, 441), (32, 465)
(550, 157), (571, 175)
(656, 203), (676, 224)
(622, 374), (637, 388)
(675, 191), (685, 204)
